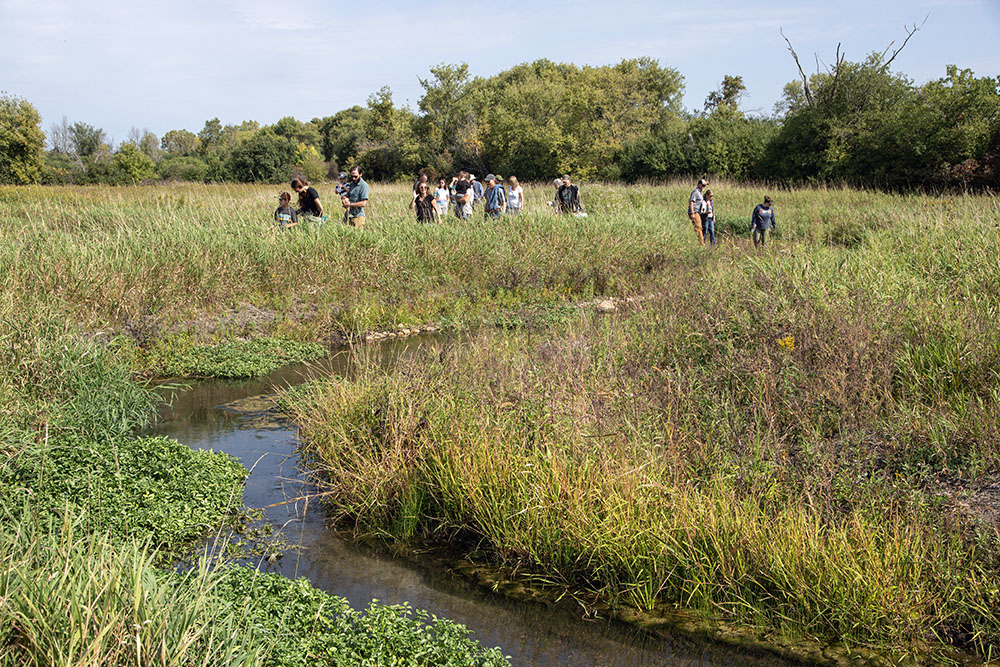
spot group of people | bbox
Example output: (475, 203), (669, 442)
(688, 178), (776, 247)
(274, 167), (371, 229)
(275, 172), (775, 247)
(409, 171), (528, 222)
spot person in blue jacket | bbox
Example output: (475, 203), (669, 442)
(750, 195), (776, 247)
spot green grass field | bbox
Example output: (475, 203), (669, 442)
(2, 180), (999, 664)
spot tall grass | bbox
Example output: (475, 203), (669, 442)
(0, 511), (266, 667)
(4, 181), (991, 340)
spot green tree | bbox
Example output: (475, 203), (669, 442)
(69, 122), (108, 159)
(270, 116), (321, 148)
(157, 155), (209, 182)
(112, 143), (157, 183)
(161, 129), (199, 156)
(470, 58), (684, 179)
(315, 107), (368, 166)
(226, 129), (296, 182)
(704, 75), (746, 117)
(0, 91), (45, 184)
(197, 118), (223, 153)
(357, 87), (421, 180)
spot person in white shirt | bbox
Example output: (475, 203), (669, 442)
(506, 176), (525, 215)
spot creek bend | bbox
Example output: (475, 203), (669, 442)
(147, 337), (795, 667)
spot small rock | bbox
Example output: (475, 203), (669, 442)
(596, 300), (616, 313)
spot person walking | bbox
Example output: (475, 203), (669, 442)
(343, 166), (369, 228)
(702, 189), (716, 246)
(689, 178), (707, 245)
(750, 195), (776, 247)
(410, 181), (441, 223)
(506, 176), (524, 215)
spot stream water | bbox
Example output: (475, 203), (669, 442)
(147, 338), (793, 667)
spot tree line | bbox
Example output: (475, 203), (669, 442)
(2, 50), (997, 190)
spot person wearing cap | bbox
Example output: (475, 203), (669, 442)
(343, 166), (369, 228)
(469, 174), (484, 209)
(335, 171), (351, 223)
(689, 178), (708, 245)
(750, 195), (776, 247)
(556, 174), (581, 214)
(482, 174), (506, 219)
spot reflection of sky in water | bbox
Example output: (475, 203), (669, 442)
(147, 340), (791, 667)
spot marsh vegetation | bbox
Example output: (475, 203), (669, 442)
(2, 181), (999, 664)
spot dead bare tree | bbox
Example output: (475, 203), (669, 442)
(780, 28), (814, 108)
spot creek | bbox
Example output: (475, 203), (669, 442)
(147, 337), (793, 667)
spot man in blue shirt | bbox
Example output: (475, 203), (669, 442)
(343, 166), (370, 228)
(470, 174), (484, 209)
(482, 174), (506, 219)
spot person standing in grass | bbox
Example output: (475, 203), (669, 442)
(557, 174), (582, 214)
(343, 166), (369, 228)
(410, 181), (441, 223)
(292, 177), (324, 222)
(412, 170), (429, 195)
(550, 178), (563, 212)
(494, 173), (508, 212)
(274, 191), (298, 229)
(689, 178), (707, 245)
(482, 174), (506, 219)
(470, 174), (484, 210)
(750, 195), (776, 247)
(335, 171), (351, 223)
(451, 173), (473, 220)
(434, 177), (450, 218)
(701, 189), (716, 246)
(506, 176), (524, 215)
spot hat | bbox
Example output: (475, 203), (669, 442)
(484, 173), (497, 182)
(697, 178), (708, 186)
(338, 171), (348, 179)
(469, 174), (477, 180)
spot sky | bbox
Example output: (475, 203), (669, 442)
(1, 0), (998, 146)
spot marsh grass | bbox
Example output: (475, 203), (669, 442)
(0, 512), (266, 667)
(3, 180), (1000, 661)
(7, 180), (988, 342)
